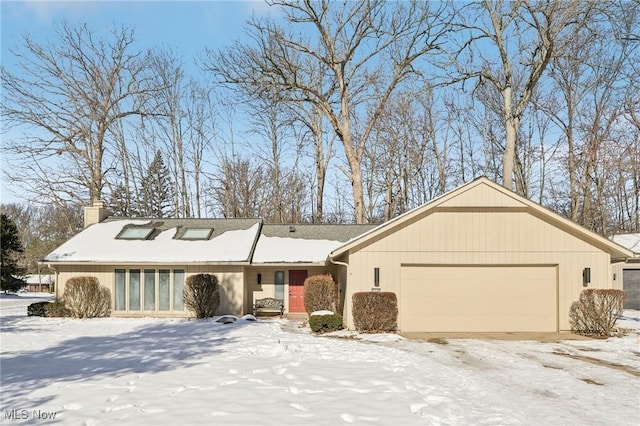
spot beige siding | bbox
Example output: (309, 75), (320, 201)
(245, 266), (337, 313)
(612, 262), (640, 289)
(344, 210), (613, 331)
(52, 264), (245, 317)
(439, 184), (527, 208)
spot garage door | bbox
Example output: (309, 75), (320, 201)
(400, 265), (558, 332)
(623, 269), (640, 309)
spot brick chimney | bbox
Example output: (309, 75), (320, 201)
(83, 200), (110, 228)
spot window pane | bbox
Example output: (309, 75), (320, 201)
(275, 271), (284, 300)
(180, 228), (213, 240)
(159, 270), (170, 311)
(129, 270), (140, 311)
(144, 269), (155, 311)
(173, 270), (185, 311)
(117, 227), (154, 239)
(115, 269), (126, 311)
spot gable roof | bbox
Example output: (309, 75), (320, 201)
(330, 177), (634, 260)
(253, 224), (376, 264)
(44, 218), (262, 264)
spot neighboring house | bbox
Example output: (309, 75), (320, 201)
(24, 274), (55, 292)
(43, 178), (633, 332)
(610, 233), (640, 309)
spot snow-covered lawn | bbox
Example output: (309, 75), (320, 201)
(1, 293), (639, 425)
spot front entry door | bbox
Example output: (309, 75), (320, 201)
(288, 270), (308, 313)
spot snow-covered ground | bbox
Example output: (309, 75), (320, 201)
(1, 293), (639, 425)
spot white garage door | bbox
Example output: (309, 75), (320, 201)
(400, 265), (558, 332)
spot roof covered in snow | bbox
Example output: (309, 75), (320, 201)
(44, 218), (262, 264)
(253, 224), (376, 264)
(611, 233), (640, 254)
(43, 219), (376, 265)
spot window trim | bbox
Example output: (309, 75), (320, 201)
(114, 268), (186, 313)
(116, 226), (154, 240)
(178, 228), (214, 240)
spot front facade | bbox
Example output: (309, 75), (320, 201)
(44, 211), (373, 318)
(44, 178), (633, 332)
(330, 178), (632, 332)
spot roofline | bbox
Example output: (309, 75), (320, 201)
(40, 260), (252, 266)
(330, 177), (634, 259)
(250, 262), (328, 267)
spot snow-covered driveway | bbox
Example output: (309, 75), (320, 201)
(1, 293), (639, 425)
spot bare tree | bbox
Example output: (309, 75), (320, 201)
(2, 22), (158, 206)
(453, 0), (595, 193)
(205, 0), (452, 223)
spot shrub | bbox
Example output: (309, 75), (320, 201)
(309, 314), (343, 333)
(303, 274), (337, 314)
(184, 274), (220, 319)
(46, 299), (70, 317)
(352, 292), (398, 333)
(27, 301), (50, 317)
(63, 276), (111, 318)
(569, 289), (625, 336)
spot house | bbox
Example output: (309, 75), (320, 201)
(328, 178), (632, 333)
(44, 206), (373, 318)
(610, 233), (640, 309)
(24, 274), (55, 292)
(43, 178), (633, 332)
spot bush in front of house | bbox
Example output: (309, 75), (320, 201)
(27, 301), (50, 317)
(309, 313), (343, 333)
(47, 299), (70, 317)
(569, 289), (625, 336)
(184, 274), (220, 319)
(63, 276), (111, 318)
(303, 274), (337, 314)
(352, 291), (398, 333)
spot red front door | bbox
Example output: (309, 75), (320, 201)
(288, 270), (308, 313)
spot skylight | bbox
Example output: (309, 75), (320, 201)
(117, 226), (154, 240)
(180, 228), (213, 240)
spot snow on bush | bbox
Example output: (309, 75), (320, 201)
(63, 276), (111, 318)
(184, 274), (220, 319)
(352, 291), (398, 333)
(303, 274), (337, 314)
(569, 289), (625, 336)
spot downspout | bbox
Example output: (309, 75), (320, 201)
(45, 263), (59, 298)
(328, 253), (350, 329)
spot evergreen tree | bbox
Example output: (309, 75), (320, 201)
(109, 182), (138, 217)
(1, 213), (27, 292)
(140, 150), (174, 218)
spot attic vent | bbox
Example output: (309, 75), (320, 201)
(117, 226), (154, 240)
(289, 226), (296, 233)
(180, 228), (214, 240)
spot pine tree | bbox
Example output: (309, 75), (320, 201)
(109, 182), (138, 217)
(1, 213), (27, 292)
(140, 150), (174, 218)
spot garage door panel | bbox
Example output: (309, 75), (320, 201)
(623, 269), (640, 309)
(400, 265), (557, 332)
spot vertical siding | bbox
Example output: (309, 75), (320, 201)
(53, 264), (245, 318)
(344, 210), (613, 331)
(245, 266), (337, 313)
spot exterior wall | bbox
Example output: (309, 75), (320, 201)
(52, 264), (244, 317)
(612, 262), (640, 289)
(246, 265), (338, 314)
(343, 209), (613, 331)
